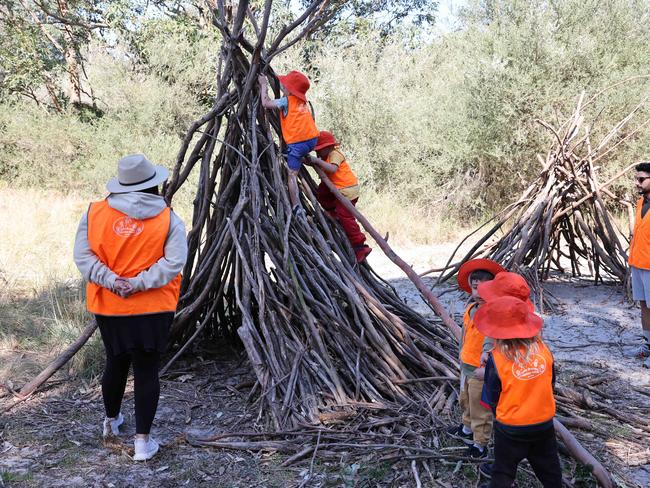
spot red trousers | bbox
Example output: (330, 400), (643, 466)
(316, 182), (366, 248)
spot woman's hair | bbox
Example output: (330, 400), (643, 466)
(140, 185), (159, 195)
(495, 335), (541, 364)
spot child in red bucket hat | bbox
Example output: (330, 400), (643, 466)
(475, 296), (562, 487)
(259, 71), (319, 215)
(304, 130), (370, 262)
(446, 258), (505, 459)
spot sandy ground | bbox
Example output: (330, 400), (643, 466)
(367, 244), (650, 486)
(1, 242), (650, 487)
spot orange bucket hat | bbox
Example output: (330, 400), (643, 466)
(314, 131), (337, 151)
(277, 70), (310, 102)
(457, 258), (506, 292)
(478, 272), (534, 312)
(474, 296), (543, 339)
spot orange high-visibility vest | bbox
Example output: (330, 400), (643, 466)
(492, 341), (555, 426)
(327, 148), (359, 190)
(629, 197), (650, 269)
(86, 200), (181, 316)
(279, 95), (319, 144)
(460, 303), (484, 367)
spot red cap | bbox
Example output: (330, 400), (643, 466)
(457, 258), (506, 292)
(278, 70), (310, 102)
(474, 296), (543, 339)
(314, 131), (337, 151)
(477, 272), (534, 312)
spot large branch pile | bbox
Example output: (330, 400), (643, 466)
(163, 0), (459, 432)
(436, 92), (650, 299)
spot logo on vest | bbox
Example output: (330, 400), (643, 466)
(113, 217), (144, 237)
(511, 354), (547, 381)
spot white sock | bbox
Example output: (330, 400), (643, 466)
(462, 425), (472, 435)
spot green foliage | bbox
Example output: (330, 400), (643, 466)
(298, 0), (650, 217)
(3, 0), (650, 223)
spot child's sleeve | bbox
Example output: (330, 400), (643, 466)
(274, 96), (288, 116)
(480, 354), (501, 413)
(482, 336), (495, 354)
(328, 151), (345, 168)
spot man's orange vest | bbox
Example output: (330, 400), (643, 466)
(629, 196), (650, 269)
(460, 303), (484, 367)
(86, 200), (181, 316)
(327, 148), (359, 190)
(279, 95), (319, 144)
(492, 341), (555, 426)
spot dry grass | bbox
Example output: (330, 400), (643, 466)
(0, 186), (102, 384)
(359, 190), (475, 246)
(0, 185), (472, 386)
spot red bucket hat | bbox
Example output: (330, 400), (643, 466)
(478, 272), (534, 312)
(457, 258), (506, 293)
(474, 296), (543, 339)
(314, 131), (337, 151)
(278, 70), (310, 102)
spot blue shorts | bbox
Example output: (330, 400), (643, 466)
(631, 266), (650, 302)
(286, 137), (317, 171)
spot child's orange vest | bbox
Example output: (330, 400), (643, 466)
(629, 196), (650, 269)
(86, 200), (181, 316)
(279, 95), (319, 144)
(460, 303), (484, 368)
(327, 148), (359, 190)
(492, 341), (555, 426)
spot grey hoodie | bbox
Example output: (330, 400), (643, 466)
(73, 192), (188, 293)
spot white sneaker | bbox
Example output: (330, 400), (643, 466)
(133, 437), (159, 461)
(102, 413), (124, 438)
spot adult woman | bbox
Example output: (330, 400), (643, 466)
(74, 154), (187, 461)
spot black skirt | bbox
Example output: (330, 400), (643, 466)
(96, 313), (174, 356)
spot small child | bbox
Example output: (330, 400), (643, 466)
(476, 296), (562, 488)
(304, 130), (371, 262)
(447, 258), (505, 459)
(258, 71), (319, 215)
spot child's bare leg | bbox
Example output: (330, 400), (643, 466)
(288, 170), (300, 209)
(641, 301), (650, 332)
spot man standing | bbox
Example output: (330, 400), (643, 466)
(628, 162), (650, 368)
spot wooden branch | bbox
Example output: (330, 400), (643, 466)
(312, 167), (461, 342)
(553, 419), (613, 488)
(18, 320), (98, 399)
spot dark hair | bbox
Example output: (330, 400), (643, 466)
(635, 162), (650, 173)
(140, 185), (159, 195)
(469, 269), (495, 283)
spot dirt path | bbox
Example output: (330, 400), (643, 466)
(1, 243), (649, 487)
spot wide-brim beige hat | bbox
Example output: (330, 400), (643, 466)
(106, 154), (169, 194)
